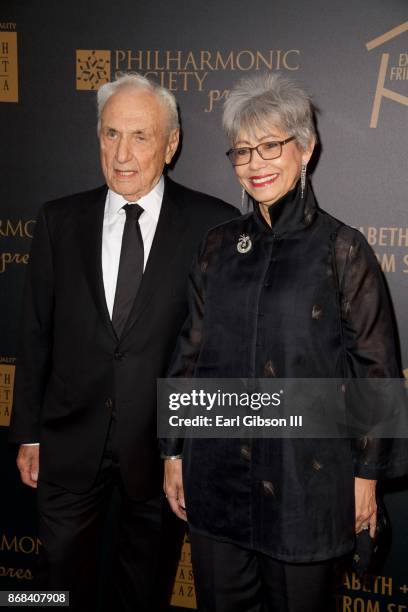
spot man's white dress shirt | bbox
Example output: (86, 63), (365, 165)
(102, 176), (164, 317)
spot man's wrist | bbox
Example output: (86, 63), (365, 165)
(161, 453), (182, 460)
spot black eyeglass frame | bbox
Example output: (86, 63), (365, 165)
(226, 136), (296, 166)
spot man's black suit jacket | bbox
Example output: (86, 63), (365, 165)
(9, 177), (239, 499)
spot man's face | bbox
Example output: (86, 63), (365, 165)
(99, 87), (179, 201)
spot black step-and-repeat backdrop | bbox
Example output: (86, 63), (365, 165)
(1, 1), (407, 609)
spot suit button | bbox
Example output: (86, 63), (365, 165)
(240, 445), (251, 461)
(105, 398), (113, 409)
(114, 351), (124, 361)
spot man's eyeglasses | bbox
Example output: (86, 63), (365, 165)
(226, 136), (296, 166)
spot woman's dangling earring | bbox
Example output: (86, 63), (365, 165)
(241, 187), (246, 210)
(300, 163), (307, 199)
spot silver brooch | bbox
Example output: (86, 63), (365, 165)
(237, 234), (252, 254)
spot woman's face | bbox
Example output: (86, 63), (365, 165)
(233, 126), (314, 207)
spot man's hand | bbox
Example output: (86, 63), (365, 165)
(16, 445), (40, 488)
(354, 477), (377, 537)
(164, 459), (187, 521)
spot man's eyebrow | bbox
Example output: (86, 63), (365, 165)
(132, 128), (152, 135)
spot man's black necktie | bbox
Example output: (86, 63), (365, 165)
(112, 203), (144, 338)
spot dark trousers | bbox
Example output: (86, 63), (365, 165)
(189, 531), (336, 612)
(36, 420), (182, 612)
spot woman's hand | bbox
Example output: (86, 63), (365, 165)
(164, 459), (187, 522)
(354, 477), (377, 537)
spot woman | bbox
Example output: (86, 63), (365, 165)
(162, 73), (406, 611)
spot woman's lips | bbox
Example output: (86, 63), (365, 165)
(249, 174), (278, 188)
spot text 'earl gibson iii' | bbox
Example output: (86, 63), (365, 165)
(168, 414), (303, 428)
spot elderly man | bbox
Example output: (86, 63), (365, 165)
(9, 73), (238, 611)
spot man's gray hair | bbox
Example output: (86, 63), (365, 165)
(223, 72), (316, 151)
(97, 72), (179, 135)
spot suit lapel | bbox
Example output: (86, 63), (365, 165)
(120, 178), (189, 339)
(77, 185), (117, 340)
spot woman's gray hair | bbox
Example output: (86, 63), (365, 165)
(223, 72), (316, 151)
(97, 72), (179, 135)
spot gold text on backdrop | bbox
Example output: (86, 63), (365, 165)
(366, 22), (408, 127)
(0, 363), (15, 427)
(0, 30), (18, 102)
(75, 48), (301, 113)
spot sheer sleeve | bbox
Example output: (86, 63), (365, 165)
(336, 227), (408, 478)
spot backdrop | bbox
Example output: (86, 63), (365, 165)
(1, 1), (407, 609)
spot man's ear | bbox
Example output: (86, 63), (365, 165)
(165, 129), (180, 164)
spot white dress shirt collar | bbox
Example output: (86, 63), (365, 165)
(105, 175), (164, 222)
(102, 176), (165, 318)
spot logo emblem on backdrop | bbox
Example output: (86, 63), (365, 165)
(366, 21), (408, 128)
(170, 533), (197, 609)
(74, 47), (301, 110)
(0, 362), (16, 427)
(76, 50), (111, 91)
(0, 29), (18, 103)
